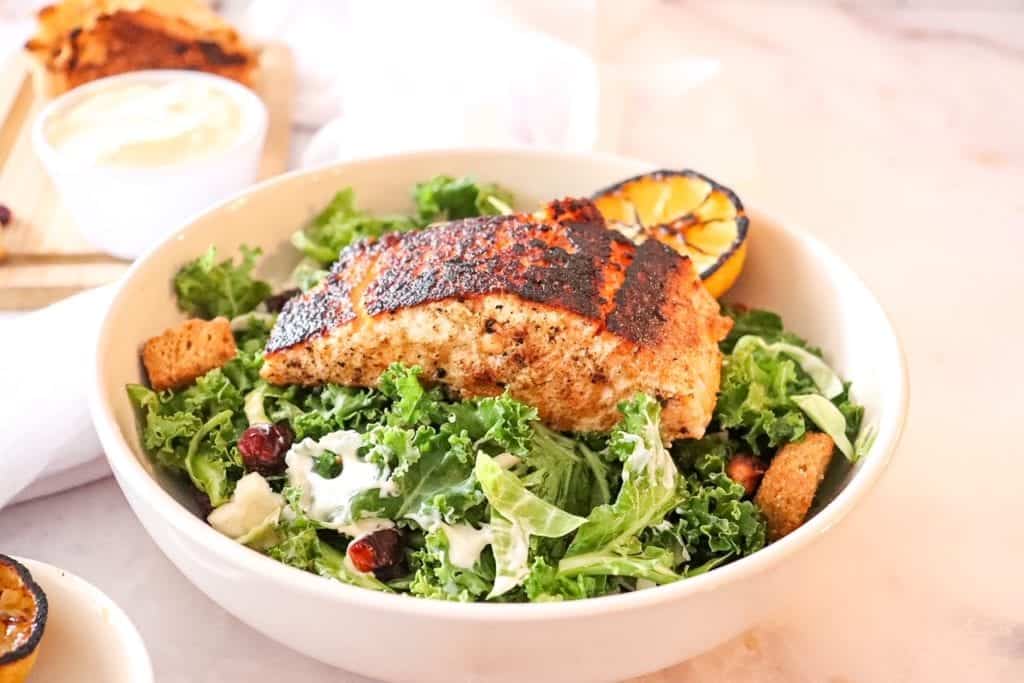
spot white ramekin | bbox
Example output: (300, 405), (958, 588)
(32, 70), (267, 260)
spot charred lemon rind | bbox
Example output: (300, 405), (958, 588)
(592, 168), (747, 213)
(0, 555), (47, 682)
(702, 236), (748, 298)
(659, 211), (749, 283)
(591, 169), (749, 294)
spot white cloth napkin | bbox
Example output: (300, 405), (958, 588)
(237, 0), (600, 166)
(0, 286), (113, 507)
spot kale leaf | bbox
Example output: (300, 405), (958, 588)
(720, 304), (820, 354)
(408, 527), (495, 602)
(413, 175), (514, 224)
(173, 246), (271, 319)
(555, 396), (682, 586)
(670, 444), (766, 569)
(128, 381), (243, 507)
(715, 306), (866, 455)
(714, 337), (817, 453)
(290, 177), (515, 276)
(267, 504), (392, 593)
(291, 188), (418, 266)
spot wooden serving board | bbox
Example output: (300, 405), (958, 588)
(0, 43), (295, 310)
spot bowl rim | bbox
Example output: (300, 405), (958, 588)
(31, 69), (268, 177)
(90, 146), (908, 621)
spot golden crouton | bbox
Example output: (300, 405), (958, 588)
(725, 453), (767, 498)
(754, 432), (835, 541)
(143, 317), (236, 390)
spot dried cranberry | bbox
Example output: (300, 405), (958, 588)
(238, 422), (294, 476)
(0, 204), (11, 228)
(263, 288), (301, 313)
(726, 453), (767, 498)
(347, 529), (404, 577)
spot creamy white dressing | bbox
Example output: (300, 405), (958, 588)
(439, 523), (493, 569)
(652, 519), (674, 533)
(339, 517), (395, 541)
(401, 515), (493, 570)
(207, 472), (282, 541)
(405, 510), (441, 532)
(285, 430), (396, 530)
(46, 80), (242, 167)
(620, 434), (646, 479)
(621, 433), (675, 488)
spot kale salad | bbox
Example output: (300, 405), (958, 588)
(128, 174), (872, 602)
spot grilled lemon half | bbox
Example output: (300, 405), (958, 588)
(0, 556), (47, 683)
(592, 169), (749, 298)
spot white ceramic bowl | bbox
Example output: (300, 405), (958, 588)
(90, 149), (907, 683)
(33, 70), (268, 259)
(13, 557), (153, 683)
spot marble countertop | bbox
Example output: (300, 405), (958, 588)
(3, 2), (1023, 681)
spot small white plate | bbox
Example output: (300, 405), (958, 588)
(13, 557), (153, 683)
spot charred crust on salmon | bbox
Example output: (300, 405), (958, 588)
(267, 288), (348, 351)
(266, 198), (692, 353)
(606, 239), (683, 346)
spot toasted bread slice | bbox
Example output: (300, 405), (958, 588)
(754, 432), (835, 540)
(142, 317), (236, 390)
(26, 0), (256, 95)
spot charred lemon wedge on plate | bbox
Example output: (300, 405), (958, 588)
(592, 169), (749, 298)
(0, 556), (47, 683)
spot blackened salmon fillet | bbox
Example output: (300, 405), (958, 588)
(262, 198), (731, 439)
